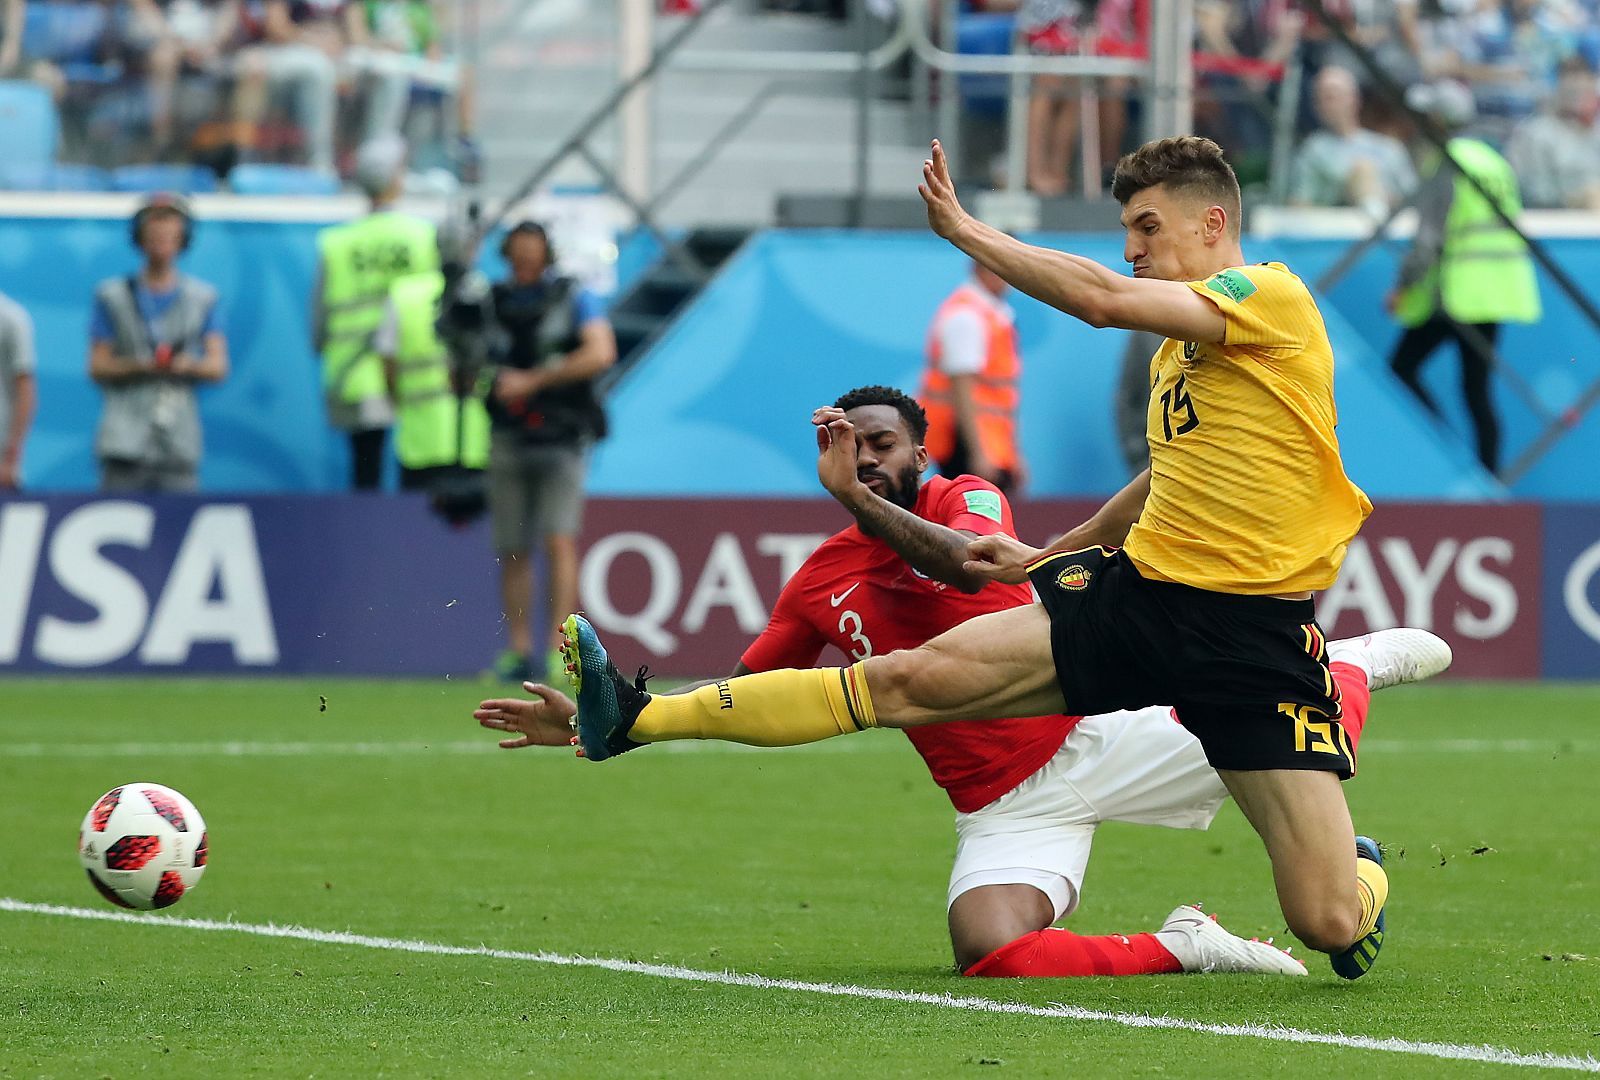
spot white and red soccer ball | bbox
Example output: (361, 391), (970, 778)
(78, 783), (207, 910)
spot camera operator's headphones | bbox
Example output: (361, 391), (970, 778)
(499, 220), (555, 265)
(131, 193), (195, 252)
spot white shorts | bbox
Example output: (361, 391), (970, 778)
(947, 706), (1227, 921)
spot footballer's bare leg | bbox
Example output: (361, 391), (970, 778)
(948, 885), (1055, 971)
(864, 603), (1066, 727)
(1218, 769), (1366, 954)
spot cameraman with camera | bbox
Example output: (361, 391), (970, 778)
(88, 195), (228, 492)
(485, 221), (616, 685)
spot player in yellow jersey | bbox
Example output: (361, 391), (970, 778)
(525, 136), (1452, 980)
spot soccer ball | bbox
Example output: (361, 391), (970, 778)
(78, 783), (208, 910)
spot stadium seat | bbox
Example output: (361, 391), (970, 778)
(0, 81), (59, 171)
(956, 11), (1016, 118)
(227, 163), (340, 196)
(0, 161), (110, 191)
(110, 163), (220, 194)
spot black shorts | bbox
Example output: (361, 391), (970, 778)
(1027, 547), (1353, 776)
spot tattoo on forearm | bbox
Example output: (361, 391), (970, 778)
(850, 495), (972, 587)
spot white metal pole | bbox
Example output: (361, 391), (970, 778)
(618, 0), (655, 207)
(1146, 0), (1193, 140)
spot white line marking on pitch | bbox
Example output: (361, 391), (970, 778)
(2, 898), (1595, 1073)
(0, 738), (1594, 759)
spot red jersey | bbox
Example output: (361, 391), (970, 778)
(740, 475), (1080, 812)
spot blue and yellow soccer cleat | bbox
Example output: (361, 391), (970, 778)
(1331, 836), (1387, 979)
(559, 614), (649, 762)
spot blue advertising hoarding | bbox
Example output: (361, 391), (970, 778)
(1543, 504), (1600, 678)
(0, 494), (499, 674)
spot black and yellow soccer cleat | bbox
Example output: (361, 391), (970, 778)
(1330, 836), (1387, 979)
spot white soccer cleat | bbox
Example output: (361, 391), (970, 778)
(1156, 905), (1307, 976)
(1326, 628), (1454, 691)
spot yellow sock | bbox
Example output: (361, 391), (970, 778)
(632, 663), (877, 746)
(1354, 857), (1388, 940)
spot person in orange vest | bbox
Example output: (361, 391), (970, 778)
(920, 261), (1026, 494)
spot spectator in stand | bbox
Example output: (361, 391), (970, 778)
(1506, 55), (1600, 208)
(1193, 0), (1301, 166)
(116, 0), (235, 158)
(230, 0), (342, 173)
(88, 196), (228, 492)
(1007, 0), (1142, 196)
(10, 0), (117, 106)
(1290, 65), (1417, 215)
(1432, 0), (1578, 128)
(343, 0), (466, 144)
(0, 0), (20, 78)
(1290, 1), (1437, 142)
(0, 288), (36, 491)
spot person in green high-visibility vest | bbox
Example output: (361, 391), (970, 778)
(373, 223), (490, 504)
(311, 134), (438, 489)
(1386, 80), (1540, 476)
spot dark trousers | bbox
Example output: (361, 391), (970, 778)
(1388, 315), (1501, 474)
(939, 430), (1018, 496)
(350, 428), (387, 491)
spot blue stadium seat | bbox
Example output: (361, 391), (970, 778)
(23, 2), (106, 63)
(0, 81), (59, 170)
(22, 2), (119, 83)
(0, 161), (110, 191)
(227, 163), (340, 196)
(956, 11), (1017, 117)
(110, 163), (220, 194)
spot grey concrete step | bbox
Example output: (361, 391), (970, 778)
(470, 1), (919, 223)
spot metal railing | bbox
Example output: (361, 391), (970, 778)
(482, 0), (1204, 245)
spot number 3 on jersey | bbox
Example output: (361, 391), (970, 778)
(1160, 372), (1200, 441)
(838, 609), (873, 660)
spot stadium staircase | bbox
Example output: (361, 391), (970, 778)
(475, 1), (929, 227)
(605, 226), (751, 378)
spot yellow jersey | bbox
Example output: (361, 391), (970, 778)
(1123, 262), (1372, 594)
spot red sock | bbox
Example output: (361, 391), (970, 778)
(1331, 661), (1371, 754)
(964, 929), (1182, 977)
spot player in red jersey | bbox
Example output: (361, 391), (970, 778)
(477, 386), (1439, 977)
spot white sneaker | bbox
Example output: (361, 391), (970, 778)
(1155, 905), (1306, 976)
(1326, 628), (1454, 691)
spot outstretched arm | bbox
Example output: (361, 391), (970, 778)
(1044, 467), (1150, 553)
(918, 140), (1226, 344)
(963, 468), (1151, 584)
(813, 408), (989, 593)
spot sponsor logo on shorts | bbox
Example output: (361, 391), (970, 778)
(1055, 564), (1092, 591)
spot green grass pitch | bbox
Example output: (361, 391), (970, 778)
(1, 677), (1597, 1078)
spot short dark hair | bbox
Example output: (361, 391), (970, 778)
(834, 385), (928, 443)
(500, 220), (553, 261)
(1111, 136), (1242, 236)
